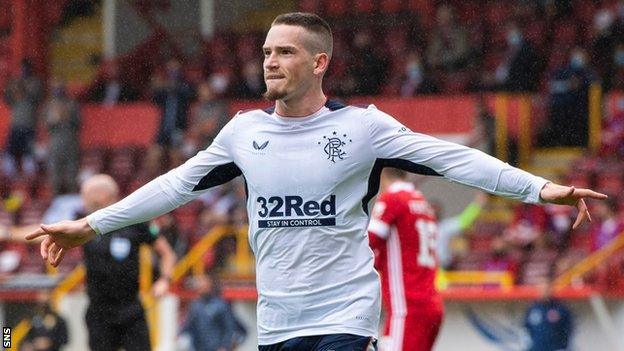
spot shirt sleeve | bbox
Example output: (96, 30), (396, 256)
(364, 105), (549, 203)
(368, 193), (400, 240)
(87, 116), (241, 235)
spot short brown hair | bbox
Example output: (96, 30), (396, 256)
(272, 12), (333, 59)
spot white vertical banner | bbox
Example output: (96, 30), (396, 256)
(102, 0), (116, 58)
(199, 0), (215, 39)
(156, 294), (179, 351)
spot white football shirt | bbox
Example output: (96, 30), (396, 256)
(87, 101), (549, 344)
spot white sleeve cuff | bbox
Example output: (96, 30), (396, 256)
(368, 219), (390, 239)
(86, 214), (102, 235)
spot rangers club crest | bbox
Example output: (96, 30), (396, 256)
(318, 131), (352, 163)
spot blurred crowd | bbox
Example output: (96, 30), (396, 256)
(0, 0), (624, 289)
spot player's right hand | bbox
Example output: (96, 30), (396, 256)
(25, 218), (97, 267)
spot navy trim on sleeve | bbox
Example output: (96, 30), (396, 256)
(361, 158), (441, 215)
(192, 163), (243, 191)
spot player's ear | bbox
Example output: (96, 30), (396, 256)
(313, 53), (330, 75)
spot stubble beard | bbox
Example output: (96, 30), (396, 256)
(263, 86), (288, 101)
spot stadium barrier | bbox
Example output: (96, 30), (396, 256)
(555, 231), (624, 289)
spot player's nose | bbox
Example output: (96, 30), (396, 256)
(264, 54), (279, 69)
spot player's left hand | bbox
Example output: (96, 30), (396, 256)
(539, 182), (608, 229)
(25, 218), (97, 267)
(152, 277), (170, 297)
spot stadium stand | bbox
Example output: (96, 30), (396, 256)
(1, 1), (624, 350)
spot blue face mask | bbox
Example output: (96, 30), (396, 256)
(615, 50), (624, 66)
(406, 63), (422, 81)
(507, 30), (522, 47)
(570, 54), (585, 69)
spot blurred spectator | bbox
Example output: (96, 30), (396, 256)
(540, 47), (597, 147)
(483, 237), (517, 274)
(181, 273), (243, 351)
(85, 60), (139, 105)
(43, 79), (81, 195)
(0, 241), (26, 278)
(0, 174), (24, 217)
(467, 95), (496, 155)
(523, 279), (574, 351)
(399, 51), (438, 97)
(503, 203), (548, 250)
(608, 43), (624, 91)
(188, 81), (229, 153)
(233, 60), (265, 98)
(3, 59), (42, 177)
(208, 68), (234, 97)
(495, 24), (541, 92)
(151, 213), (188, 258)
(349, 30), (387, 95)
(544, 203), (573, 250)
(591, 8), (616, 90)
(589, 197), (623, 251)
(600, 96), (624, 157)
(426, 5), (470, 73)
(42, 191), (82, 224)
(21, 295), (68, 351)
(151, 58), (194, 148)
(437, 192), (487, 268)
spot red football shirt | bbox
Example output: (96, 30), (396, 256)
(368, 181), (441, 315)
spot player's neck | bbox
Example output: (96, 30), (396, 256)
(274, 89), (327, 117)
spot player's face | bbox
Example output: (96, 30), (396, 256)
(262, 25), (316, 101)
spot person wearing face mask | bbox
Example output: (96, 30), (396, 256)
(3, 59), (43, 177)
(180, 273), (247, 351)
(496, 25), (541, 92)
(400, 52), (438, 97)
(151, 58), (194, 148)
(21, 293), (69, 351)
(43, 79), (81, 195)
(540, 48), (597, 147)
(609, 43), (624, 90)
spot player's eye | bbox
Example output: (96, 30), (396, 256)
(263, 49), (271, 57)
(281, 49), (293, 55)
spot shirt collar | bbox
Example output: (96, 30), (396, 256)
(388, 181), (415, 193)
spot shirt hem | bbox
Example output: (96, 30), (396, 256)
(257, 326), (378, 345)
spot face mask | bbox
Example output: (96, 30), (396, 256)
(167, 68), (181, 80)
(570, 54), (585, 69)
(406, 63), (422, 81)
(506, 30), (522, 47)
(615, 50), (624, 66)
(52, 87), (66, 99)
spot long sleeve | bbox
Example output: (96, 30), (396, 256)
(364, 105), (549, 203)
(87, 117), (241, 235)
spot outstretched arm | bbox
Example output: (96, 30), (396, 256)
(365, 106), (607, 228)
(27, 117), (241, 266)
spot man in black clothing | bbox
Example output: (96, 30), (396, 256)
(80, 174), (176, 351)
(22, 294), (68, 351)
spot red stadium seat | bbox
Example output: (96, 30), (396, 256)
(405, 0), (434, 25)
(553, 21), (578, 45)
(484, 2), (510, 26)
(323, 0), (348, 17)
(297, 0), (322, 13)
(353, 0), (376, 14)
(380, 0), (402, 14)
